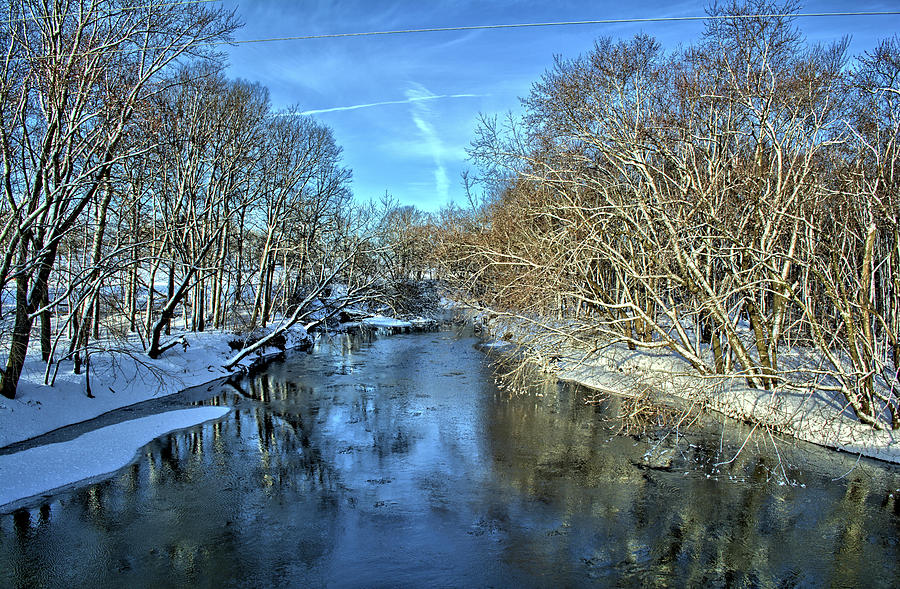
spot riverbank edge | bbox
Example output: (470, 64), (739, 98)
(475, 316), (899, 466)
(0, 329), (302, 451)
(0, 314), (440, 451)
(0, 407), (232, 514)
(0, 314), (443, 512)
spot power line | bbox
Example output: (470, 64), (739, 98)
(228, 11), (900, 46)
(0, 0), (222, 27)
(10, 9), (900, 59)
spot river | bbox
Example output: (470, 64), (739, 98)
(1, 329), (899, 587)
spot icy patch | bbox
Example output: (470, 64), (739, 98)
(361, 315), (412, 328)
(0, 407), (230, 510)
(0, 316), (402, 452)
(478, 340), (516, 351)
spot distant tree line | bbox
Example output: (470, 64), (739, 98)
(442, 0), (900, 430)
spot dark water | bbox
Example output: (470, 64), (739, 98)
(1, 331), (899, 588)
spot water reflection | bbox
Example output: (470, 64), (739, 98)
(1, 332), (899, 587)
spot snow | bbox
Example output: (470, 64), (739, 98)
(0, 326), (297, 511)
(482, 315), (900, 465)
(0, 407), (230, 511)
(0, 327), (307, 448)
(439, 296), (459, 309)
(361, 315), (413, 328)
(571, 346), (900, 463)
(477, 340), (516, 351)
(0, 312), (427, 511)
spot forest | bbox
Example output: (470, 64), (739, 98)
(3, 2), (900, 585)
(443, 0), (900, 432)
(1, 0), (899, 438)
(0, 0), (438, 401)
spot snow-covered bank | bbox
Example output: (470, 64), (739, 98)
(0, 327), (310, 448)
(0, 307), (444, 512)
(355, 314), (439, 335)
(362, 314), (414, 329)
(0, 407), (230, 511)
(556, 345), (899, 464)
(479, 317), (900, 465)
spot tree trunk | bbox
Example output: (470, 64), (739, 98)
(166, 263), (175, 335)
(197, 281), (205, 332)
(0, 248), (55, 399)
(1, 273), (31, 399)
(40, 289), (51, 362)
(92, 296), (100, 340)
(262, 260), (275, 326)
(145, 260), (159, 335)
(128, 260), (138, 333)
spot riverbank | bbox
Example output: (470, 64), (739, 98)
(0, 327), (306, 449)
(8, 330), (896, 587)
(0, 407), (231, 509)
(479, 315), (900, 466)
(0, 313), (443, 449)
(0, 311), (439, 511)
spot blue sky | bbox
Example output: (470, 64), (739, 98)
(218, 1), (900, 212)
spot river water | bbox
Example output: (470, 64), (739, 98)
(1, 330), (899, 587)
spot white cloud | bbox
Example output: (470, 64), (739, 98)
(406, 83), (453, 201)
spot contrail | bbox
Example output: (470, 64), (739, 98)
(300, 93), (484, 115)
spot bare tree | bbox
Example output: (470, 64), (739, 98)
(0, 0), (239, 399)
(145, 66), (267, 358)
(447, 1), (900, 431)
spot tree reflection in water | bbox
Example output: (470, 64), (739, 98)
(0, 332), (898, 588)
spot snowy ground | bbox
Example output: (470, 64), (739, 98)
(0, 305), (447, 512)
(0, 326), (310, 448)
(361, 315), (413, 329)
(0, 407), (230, 511)
(0, 324), (311, 511)
(555, 345), (899, 464)
(482, 316), (900, 465)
